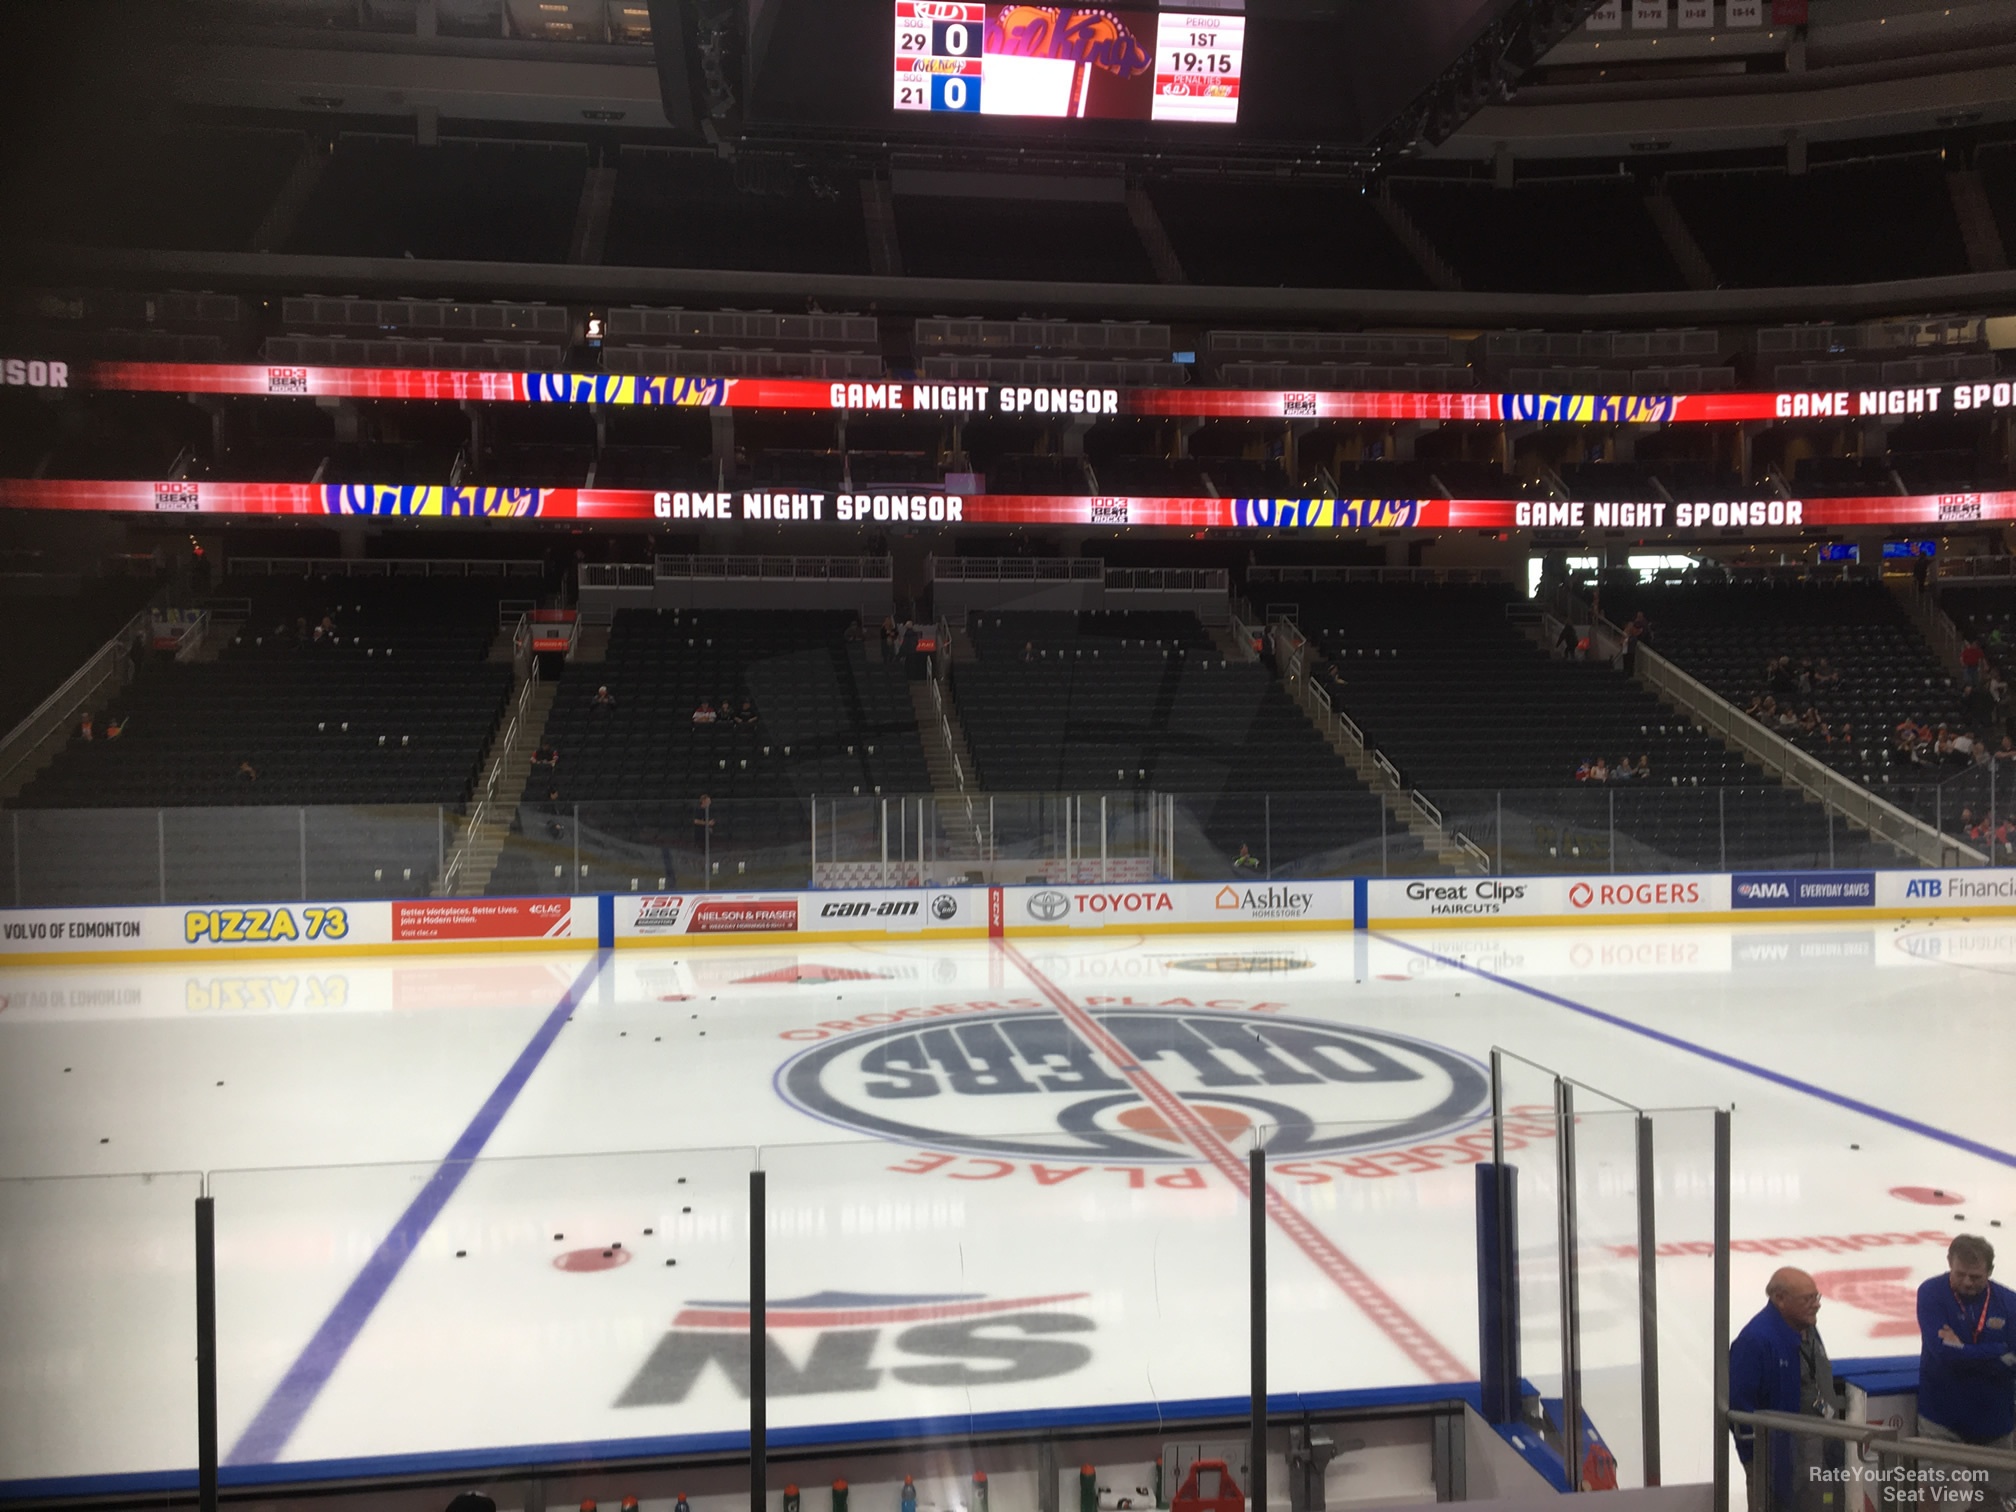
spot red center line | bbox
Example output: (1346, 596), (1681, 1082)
(996, 939), (1471, 1385)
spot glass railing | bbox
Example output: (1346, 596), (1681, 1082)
(1, 781), (1996, 908)
(2, 1101), (1735, 1494)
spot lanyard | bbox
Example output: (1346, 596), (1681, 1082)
(1954, 1283), (1992, 1343)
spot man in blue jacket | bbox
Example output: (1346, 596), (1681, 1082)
(1731, 1267), (1843, 1512)
(1917, 1235), (2016, 1504)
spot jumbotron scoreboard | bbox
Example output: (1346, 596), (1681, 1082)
(893, 4), (1246, 123)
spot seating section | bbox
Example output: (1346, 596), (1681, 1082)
(1599, 582), (1997, 835)
(286, 139), (587, 264)
(0, 578), (156, 737)
(604, 151), (873, 275)
(6, 126), (303, 254)
(528, 610), (930, 805)
(1270, 584), (1907, 872)
(491, 610), (932, 894)
(893, 197), (1157, 285)
(1666, 157), (1970, 288)
(1391, 178), (1682, 295)
(951, 611), (1419, 876)
(1148, 182), (1429, 290)
(12, 578), (513, 901)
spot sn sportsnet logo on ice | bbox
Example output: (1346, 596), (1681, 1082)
(779, 1009), (1489, 1162)
(618, 1290), (1094, 1407)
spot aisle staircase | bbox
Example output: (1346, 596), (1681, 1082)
(1262, 624), (1479, 875)
(909, 671), (987, 868)
(441, 672), (557, 896)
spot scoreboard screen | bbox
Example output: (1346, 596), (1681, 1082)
(893, 5), (1246, 125)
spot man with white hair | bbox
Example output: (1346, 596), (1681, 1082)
(1729, 1267), (1843, 1512)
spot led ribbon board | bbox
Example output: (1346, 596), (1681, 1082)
(0, 479), (2005, 532)
(19, 360), (2016, 426)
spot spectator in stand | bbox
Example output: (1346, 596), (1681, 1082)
(1997, 735), (2016, 765)
(1556, 619), (1577, 660)
(734, 699), (758, 725)
(1022, 641), (1036, 663)
(1989, 667), (2010, 713)
(693, 793), (716, 864)
(105, 717), (126, 741)
(592, 685), (616, 709)
(1575, 759), (1593, 782)
(1633, 753), (1652, 780)
(237, 759), (258, 783)
(1729, 1268), (1841, 1512)
(1746, 693), (1774, 719)
(1233, 844), (1260, 872)
(1834, 719), (1853, 749)
(1798, 708), (1821, 738)
(1794, 657), (1814, 696)
(531, 744), (558, 770)
(1813, 658), (1840, 689)
(78, 712), (93, 741)
(1775, 706), (1800, 733)
(844, 619), (865, 643)
(1589, 756), (1610, 783)
(692, 700), (717, 725)
(1915, 1235), (2016, 1505)
(1768, 656), (1796, 696)
(1611, 755), (1635, 782)
(1961, 639), (1986, 688)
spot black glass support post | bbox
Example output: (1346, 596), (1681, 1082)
(196, 1193), (218, 1512)
(751, 1167), (766, 1512)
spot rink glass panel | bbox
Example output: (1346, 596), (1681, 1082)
(0, 1171), (204, 1486)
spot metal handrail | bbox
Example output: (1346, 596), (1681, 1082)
(0, 610), (148, 794)
(231, 557), (542, 577)
(1634, 643), (1982, 867)
(1725, 1407), (2016, 1472)
(648, 555), (892, 581)
(930, 556), (1103, 582)
(439, 666), (539, 895)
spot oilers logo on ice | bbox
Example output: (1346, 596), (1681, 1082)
(777, 1009), (1489, 1161)
(617, 1289), (1094, 1406)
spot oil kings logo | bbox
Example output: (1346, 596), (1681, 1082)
(1168, 953), (1313, 973)
(778, 1009), (1489, 1161)
(617, 1289), (1094, 1407)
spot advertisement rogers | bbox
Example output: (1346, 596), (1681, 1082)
(1568, 879), (1705, 911)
